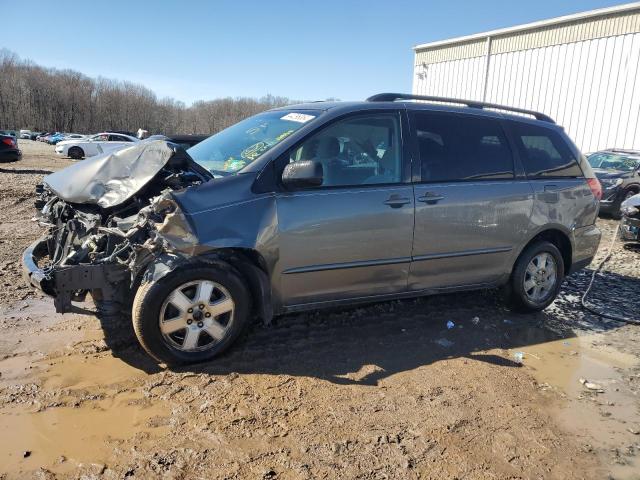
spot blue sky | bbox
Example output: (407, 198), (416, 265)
(0, 0), (630, 104)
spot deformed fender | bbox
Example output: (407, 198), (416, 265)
(141, 252), (274, 325)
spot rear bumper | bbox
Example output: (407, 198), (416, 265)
(0, 149), (21, 162)
(569, 224), (601, 274)
(620, 216), (640, 242)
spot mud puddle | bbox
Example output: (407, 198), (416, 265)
(0, 392), (168, 476)
(499, 331), (640, 479)
(0, 300), (169, 477)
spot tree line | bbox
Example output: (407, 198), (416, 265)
(0, 49), (293, 135)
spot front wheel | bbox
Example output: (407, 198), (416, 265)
(132, 265), (251, 365)
(506, 241), (564, 312)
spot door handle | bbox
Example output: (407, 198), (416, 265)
(384, 194), (411, 208)
(417, 192), (444, 204)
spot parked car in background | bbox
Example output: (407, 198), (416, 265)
(23, 94), (602, 364)
(48, 133), (68, 144)
(64, 133), (86, 140)
(620, 192), (640, 242)
(55, 132), (139, 159)
(587, 149), (640, 217)
(28, 132), (42, 140)
(36, 132), (52, 142)
(0, 134), (21, 162)
(20, 129), (31, 139)
(0, 130), (17, 138)
(147, 134), (208, 150)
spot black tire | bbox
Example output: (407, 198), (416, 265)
(132, 264), (251, 365)
(68, 146), (84, 160)
(506, 241), (564, 312)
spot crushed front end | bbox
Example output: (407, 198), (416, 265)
(22, 140), (212, 315)
(620, 193), (640, 243)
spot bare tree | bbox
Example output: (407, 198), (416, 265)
(0, 49), (293, 135)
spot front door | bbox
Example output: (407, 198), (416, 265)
(275, 111), (415, 307)
(408, 110), (534, 290)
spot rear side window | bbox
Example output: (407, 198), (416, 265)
(411, 112), (514, 182)
(511, 123), (583, 178)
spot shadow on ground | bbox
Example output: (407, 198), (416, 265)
(99, 267), (640, 384)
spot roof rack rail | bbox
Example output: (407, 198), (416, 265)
(366, 93), (555, 123)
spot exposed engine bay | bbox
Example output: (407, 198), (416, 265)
(620, 192), (640, 242)
(23, 140), (213, 315)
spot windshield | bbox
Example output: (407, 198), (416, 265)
(588, 152), (640, 172)
(187, 110), (317, 175)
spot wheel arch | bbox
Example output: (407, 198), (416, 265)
(513, 227), (572, 276)
(140, 248), (274, 325)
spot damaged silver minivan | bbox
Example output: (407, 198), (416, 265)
(23, 94), (602, 364)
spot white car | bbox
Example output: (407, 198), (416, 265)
(19, 129), (31, 139)
(55, 132), (139, 159)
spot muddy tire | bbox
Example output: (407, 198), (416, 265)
(506, 241), (564, 312)
(68, 146), (84, 160)
(132, 265), (251, 365)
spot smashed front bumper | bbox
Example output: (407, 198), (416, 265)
(22, 237), (128, 313)
(620, 216), (640, 242)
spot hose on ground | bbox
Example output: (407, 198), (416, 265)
(580, 223), (640, 325)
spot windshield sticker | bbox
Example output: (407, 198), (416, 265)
(276, 129), (295, 141)
(223, 157), (247, 171)
(241, 141), (271, 160)
(280, 113), (315, 123)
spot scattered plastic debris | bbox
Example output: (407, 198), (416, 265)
(446, 321), (455, 329)
(503, 319), (513, 325)
(471, 316), (480, 325)
(435, 338), (454, 348)
(514, 352), (524, 363)
(579, 378), (605, 392)
(562, 341), (570, 346)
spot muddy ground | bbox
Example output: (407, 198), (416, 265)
(1, 140), (639, 479)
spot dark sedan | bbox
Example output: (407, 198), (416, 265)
(0, 134), (21, 162)
(587, 149), (640, 217)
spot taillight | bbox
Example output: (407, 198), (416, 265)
(1, 137), (15, 147)
(586, 178), (602, 201)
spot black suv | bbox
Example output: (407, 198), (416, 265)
(587, 149), (640, 216)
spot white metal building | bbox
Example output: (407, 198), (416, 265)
(412, 2), (640, 153)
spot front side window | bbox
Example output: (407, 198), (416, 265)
(188, 110), (318, 176)
(288, 113), (402, 187)
(512, 123), (582, 178)
(412, 112), (514, 182)
(588, 152), (640, 172)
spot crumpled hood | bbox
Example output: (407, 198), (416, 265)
(44, 140), (174, 209)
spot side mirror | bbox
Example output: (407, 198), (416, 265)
(282, 161), (323, 189)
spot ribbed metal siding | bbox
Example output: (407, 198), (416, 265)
(414, 10), (640, 65)
(412, 11), (640, 152)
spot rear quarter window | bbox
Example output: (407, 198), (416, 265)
(511, 123), (583, 178)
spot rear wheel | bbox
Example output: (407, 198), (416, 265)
(132, 265), (251, 365)
(68, 146), (84, 160)
(506, 241), (564, 312)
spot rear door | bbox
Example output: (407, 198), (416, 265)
(275, 111), (415, 307)
(408, 110), (534, 290)
(506, 121), (597, 229)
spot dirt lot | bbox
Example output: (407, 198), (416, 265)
(1, 140), (639, 479)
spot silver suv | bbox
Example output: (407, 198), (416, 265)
(23, 94), (602, 364)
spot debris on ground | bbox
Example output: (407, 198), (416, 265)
(579, 378), (605, 393)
